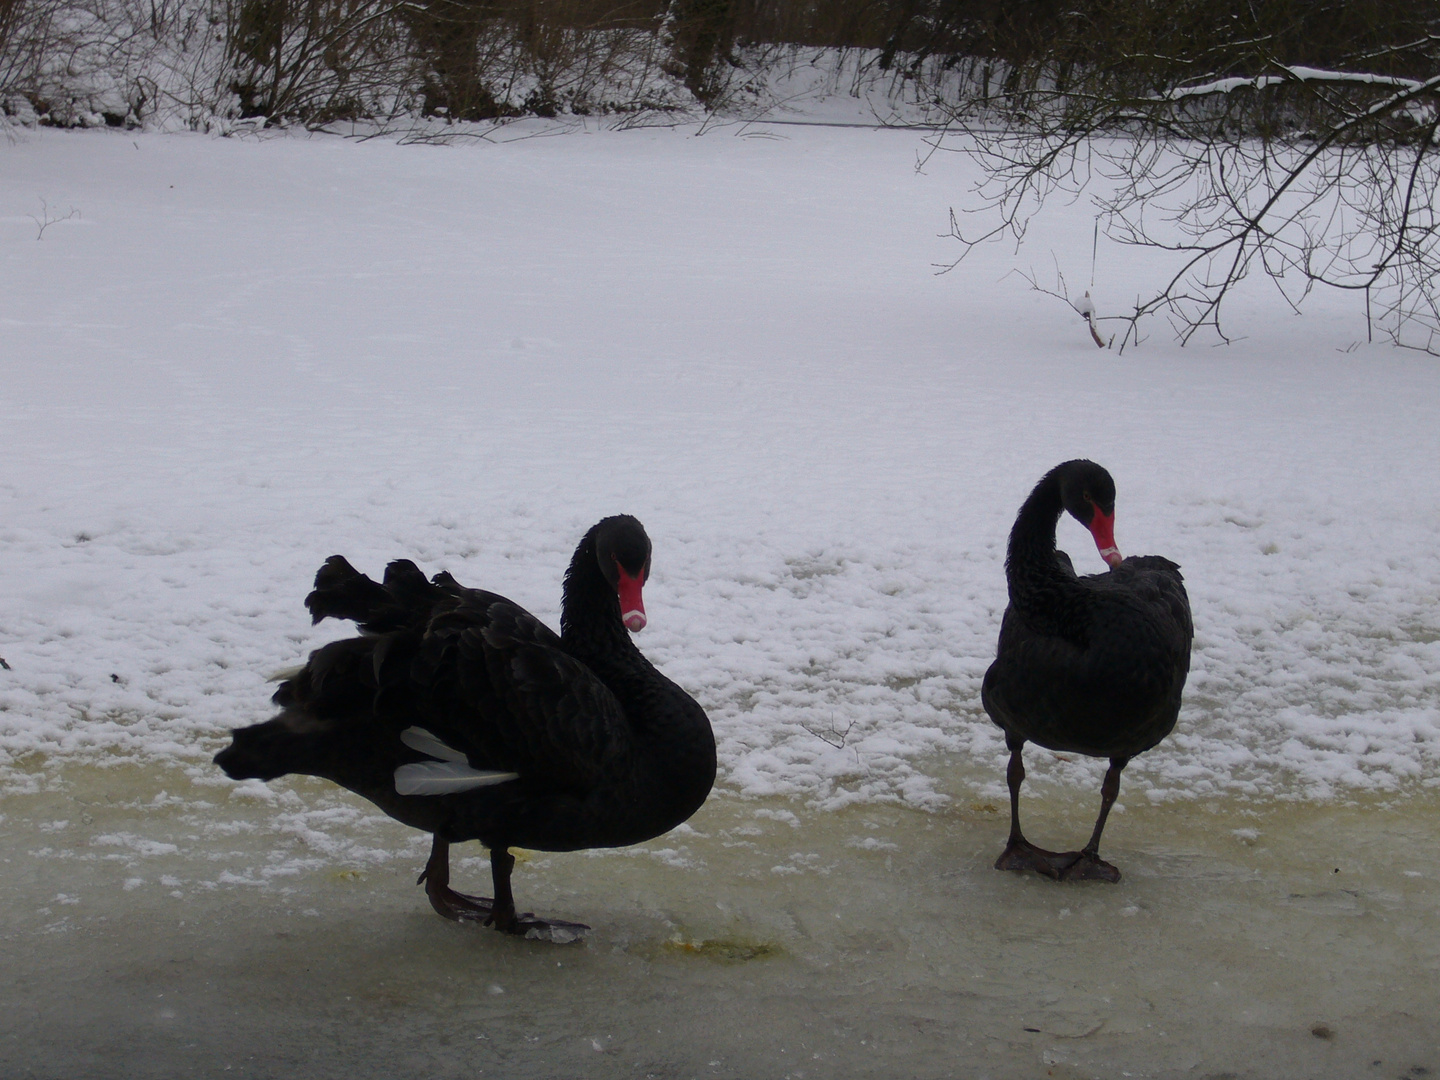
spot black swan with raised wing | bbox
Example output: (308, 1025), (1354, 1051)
(215, 516), (716, 938)
(982, 460), (1192, 883)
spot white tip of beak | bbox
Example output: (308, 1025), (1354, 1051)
(623, 610), (647, 632)
(1100, 547), (1123, 567)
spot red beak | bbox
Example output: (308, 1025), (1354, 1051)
(616, 566), (646, 631)
(1090, 507), (1123, 567)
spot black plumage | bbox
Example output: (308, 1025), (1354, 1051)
(982, 460), (1193, 882)
(214, 516), (716, 936)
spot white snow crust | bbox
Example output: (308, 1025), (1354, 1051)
(1, 122), (1437, 816)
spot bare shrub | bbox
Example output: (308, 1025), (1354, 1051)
(400, 0), (690, 122)
(0, 0), (236, 128)
(223, 0), (412, 122)
(0, 0), (153, 124)
(0, 0), (975, 128)
(0, 0), (37, 103)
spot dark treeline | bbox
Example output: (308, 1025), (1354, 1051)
(874, 0), (1440, 76)
(2, 0), (1438, 127)
(226, 0), (1440, 123)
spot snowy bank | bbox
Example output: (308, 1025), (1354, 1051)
(1, 123), (1437, 813)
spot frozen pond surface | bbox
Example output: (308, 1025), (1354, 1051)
(1, 121), (1439, 1078)
(3, 763), (1438, 1080)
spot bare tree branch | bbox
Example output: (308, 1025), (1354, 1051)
(930, 43), (1440, 352)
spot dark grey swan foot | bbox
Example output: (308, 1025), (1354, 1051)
(994, 838), (1083, 879)
(995, 840), (1122, 883)
(510, 913), (591, 943)
(417, 867), (589, 941)
(1058, 850), (1121, 883)
(417, 874), (497, 922)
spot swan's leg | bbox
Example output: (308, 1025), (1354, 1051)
(417, 839), (588, 938)
(417, 836), (588, 939)
(488, 846), (592, 940)
(486, 847), (519, 931)
(1061, 756), (1129, 883)
(1002, 735), (1028, 844)
(482, 847), (570, 933)
(994, 736), (1078, 879)
(417, 835), (498, 922)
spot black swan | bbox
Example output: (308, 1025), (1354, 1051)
(981, 460), (1192, 883)
(214, 516), (716, 938)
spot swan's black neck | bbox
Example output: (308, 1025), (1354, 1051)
(560, 530), (649, 673)
(558, 523), (716, 828)
(1006, 469), (1084, 609)
(559, 527), (711, 789)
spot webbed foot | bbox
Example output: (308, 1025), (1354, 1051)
(1058, 851), (1121, 883)
(416, 837), (588, 940)
(420, 876), (588, 940)
(417, 871), (494, 921)
(512, 914), (590, 943)
(994, 838), (1083, 879)
(466, 899), (589, 942)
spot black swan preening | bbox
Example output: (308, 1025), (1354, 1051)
(982, 461), (1193, 883)
(215, 516), (716, 938)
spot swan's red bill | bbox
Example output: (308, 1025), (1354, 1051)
(1089, 508), (1123, 567)
(616, 566), (647, 631)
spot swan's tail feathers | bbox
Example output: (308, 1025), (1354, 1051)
(305, 556), (444, 632)
(214, 713), (331, 782)
(381, 559), (444, 610)
(305, 556), (395, 626)
(394, 761), (519, 796)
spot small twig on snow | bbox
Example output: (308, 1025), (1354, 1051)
(803, 712), (856, 750)
(31, 198), (81, 240)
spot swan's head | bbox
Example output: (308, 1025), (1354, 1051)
(594, 515), (652, 631)
(1056, 460), (1122, 568)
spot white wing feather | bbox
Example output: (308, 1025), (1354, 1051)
(399, 726), (470, 763)
(394, 761), (519, 796)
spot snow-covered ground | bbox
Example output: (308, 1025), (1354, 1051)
(3, 119), (1439, 1080)
(2, 122), (1437, 810)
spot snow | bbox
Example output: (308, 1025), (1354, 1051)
(1164, 66), (1440, 99)
(1, 120), (1438, 825)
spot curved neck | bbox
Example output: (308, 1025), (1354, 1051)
(560, 534), (704, 776)
(1005, 472), (1076, 600)
(560, 533), (643, 668)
